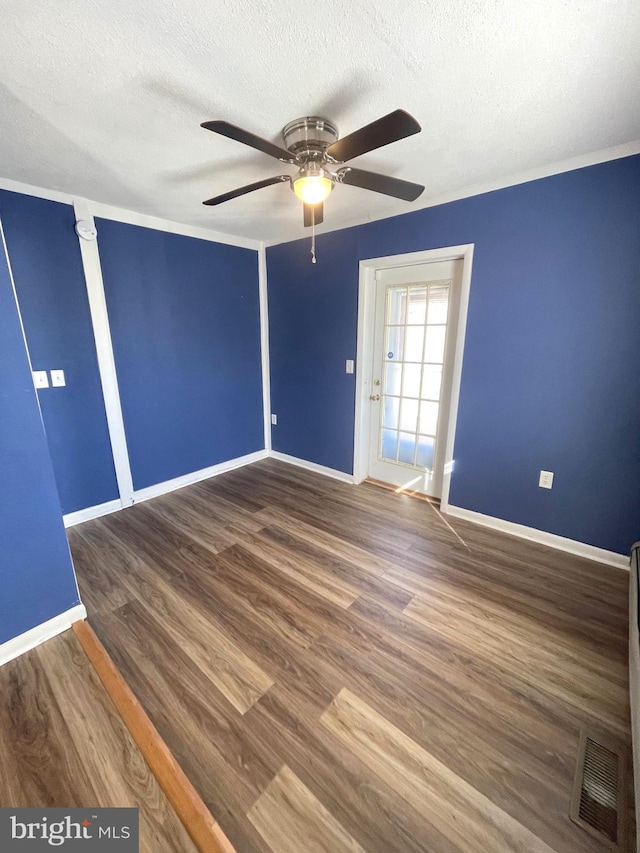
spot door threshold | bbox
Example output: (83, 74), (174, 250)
(364, 477), (441, 506)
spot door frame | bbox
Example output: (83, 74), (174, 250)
(353, 244), (474, 512)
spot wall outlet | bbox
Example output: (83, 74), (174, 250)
(345, 359), (354, 374)
(50, 369), (66, 387)
(33, 370), (49, 389)
(539, 470), (554, 489)
(271, 414), (277, 425)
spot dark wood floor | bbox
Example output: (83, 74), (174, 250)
(67, 458), (632, 852)
(0, 631), (198, 852)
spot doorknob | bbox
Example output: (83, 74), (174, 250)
(370, 394), (380, 401)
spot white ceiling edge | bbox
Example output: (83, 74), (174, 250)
(262, 139), (640, 247)
(88, 199), (261, 249)
(0, 138), (637, 254)
(0, 175), (261, 250)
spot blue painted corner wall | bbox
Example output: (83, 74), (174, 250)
(0, 223), (80, 645)
(0, 192), (118, 514)
(96, 220), (263, 490)
(266, 155), (640, 555)
(268, 229), (360, 473)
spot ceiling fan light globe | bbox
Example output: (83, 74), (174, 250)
(293, 176), (333, 205)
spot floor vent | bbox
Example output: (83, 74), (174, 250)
(570, 729), (626, 849)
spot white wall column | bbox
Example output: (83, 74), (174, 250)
(258, 243), (272, 451)
(73, 198), (134, 506)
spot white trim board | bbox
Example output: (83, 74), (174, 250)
(87, 200), (260, 250)
(75, 198), (135, 508)
(0, 605), (87, 667)
(262, 140), (640, 247)
(445, 505), (630, 570)
(269, 450), (355, 484)
(268, 449), (628, 569)
(132, 449), (269, 504)
(59, 449), (630, 572)
(0, 175), (260, 250)
(62, 450), (270, 526)
(0, 176), (73, 208)
(63, 499), (122, 529)
(4, 144), (638, 252)
(353, 244), (473, 511)
(258, 244), (272, 451)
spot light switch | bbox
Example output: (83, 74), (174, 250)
(345, 359), (354, 374)
(271, 414), (277, 425)
(33, 370), (49, 389)
(50, 369), (66, 387)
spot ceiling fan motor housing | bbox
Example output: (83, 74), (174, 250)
(282, 117), (338, 160)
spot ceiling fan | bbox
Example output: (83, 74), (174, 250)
(200, 109), (425, 228)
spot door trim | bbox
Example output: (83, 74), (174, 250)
(353, 244), (474, 512)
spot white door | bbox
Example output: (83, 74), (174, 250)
(367, 259), (462, 498)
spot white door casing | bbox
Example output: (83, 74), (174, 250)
(353, 245), (474, 511)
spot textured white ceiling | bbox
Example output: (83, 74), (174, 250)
(0, 0), (638, 243)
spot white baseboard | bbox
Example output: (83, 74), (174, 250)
(269, 450), (355, 484)
(445, 505), (630, 570)
(132, 449), (269, 503)
(63, 499), (122, 528)
(0, 604), (87, 667)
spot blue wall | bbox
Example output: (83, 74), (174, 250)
(97, 220), (263, 490)
(0, 192), (118, 514)
(0, 221), (80, 645)
(268, 230), (360, 473)
(267, 155), (640, 555)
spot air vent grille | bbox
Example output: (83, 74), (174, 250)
(570, 729), (626, 849)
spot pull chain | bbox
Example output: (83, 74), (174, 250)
(311, 207), (317, 263)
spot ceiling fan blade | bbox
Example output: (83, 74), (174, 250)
(303, 202), (324, 227)
(337, 167), (424, 202)
(203, 175), (290, 206)
(325, 109), (421, 163)
(201, 120), (296, 163)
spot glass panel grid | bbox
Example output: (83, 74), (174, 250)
(379, 281), (451, 470)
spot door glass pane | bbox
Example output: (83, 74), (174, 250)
(421, 365), (442, 401)
(428, 285), (450, 324)
(407, 287), (427, 324)
(381, 429), (398, 461)
(419, 400), (439, 435)
(398, 432), (416, 464)
(378, 278), (452, 480)
(399, 398), (418, 432)
(386, 326), (404, 361)
(402, 363), (421, 398)
(424, 326), (446, 363)
(383, 396), (400, 429)
(417, 435), (435, 469)
(387, 288), (407, 325)
(384, 362), (402, 395)
(405, 326), (424, 362)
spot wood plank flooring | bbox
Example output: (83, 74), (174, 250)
(66, 458), (633, 852)
(0, 631), (198, 853)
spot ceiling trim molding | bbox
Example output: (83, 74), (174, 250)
(87, 200), (261, 250)
(0, 175), (261, 250)
(0, 176), (74, 207)
(263, 140), (640, 247)
(1, 139), (637, 250)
